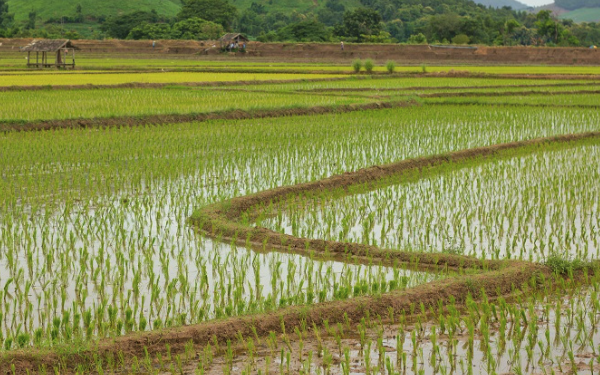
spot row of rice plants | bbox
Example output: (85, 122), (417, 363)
(0, 72), (339, 87)
(0, 88), (373, 122)
(425, 92), (600, 106)
(242, 77), (592, 92)
(289, 84), (600, 102)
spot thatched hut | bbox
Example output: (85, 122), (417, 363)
(21, 39), (78, 69)
(219, 33), (249, 49)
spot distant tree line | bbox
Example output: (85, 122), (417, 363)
(1, 0), (600, 46)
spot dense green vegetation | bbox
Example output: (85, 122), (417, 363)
(1, 0), (600, 45)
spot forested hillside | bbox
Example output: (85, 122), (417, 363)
(0, 0), (599, 46)
(6, 0), (182, 21)
(474, 0), (529, 9)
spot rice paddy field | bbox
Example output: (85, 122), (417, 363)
(1, 58), (600, 375)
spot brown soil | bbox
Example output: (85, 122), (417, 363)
(0, 101), (416, 132)
(4, 38), (600, 65)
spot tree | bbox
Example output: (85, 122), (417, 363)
(26, 9), (36, 30)
(178, 0), (237, 30)
(171, 17), (225, 40)
(101, 11), (159, 39)
(340, 8), (383, 41)
(451, 33), (470, 44)
(426, 13), (461, 42)
(277, 19), (330, 41)
(317, 0), (345, 26)
(535, 10), (563, 44)
(0, 0), (9, 27)
(238, 9), (265, 36)
(127, 22), (171, 40)
(75, 4), (83, 22)
(407, 32), (428, 44)
(249, 2), (267, 15)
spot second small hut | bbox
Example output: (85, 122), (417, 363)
(21, 39), (78, 69)
(219, 33), (249, 50)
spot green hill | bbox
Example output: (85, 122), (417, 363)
(7, 0), (182, 22)
(559, 6), (600, 21)
(473, 0), (530, 10)
(555, 0), (600, 10)
(229, 0), (363, 13)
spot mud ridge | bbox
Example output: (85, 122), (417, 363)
(0, 101), (416, 132)
(0, 76), (349, 93)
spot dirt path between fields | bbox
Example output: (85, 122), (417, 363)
(0, 76), (350, 92)
(0, 101), (416, 132)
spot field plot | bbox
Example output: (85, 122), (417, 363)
(0, 87), (377, 122)
(1, 67), (600, 374)
(2, 76), (599, 126)
(262, 140), (600, 261)
(425, 92), (600, 106)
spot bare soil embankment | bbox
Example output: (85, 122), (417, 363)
(0, 101), (415, 132)
(2, 38), (600, 65)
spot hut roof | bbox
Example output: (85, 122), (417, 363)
(21, 39), (78, 52)
(219, 33), (249, 43)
